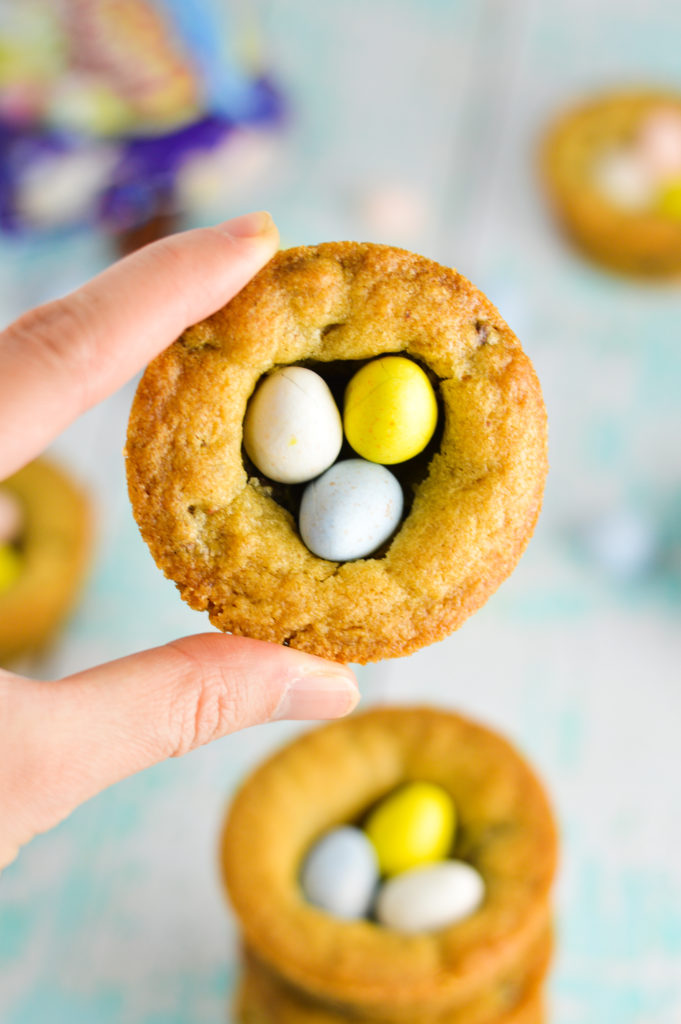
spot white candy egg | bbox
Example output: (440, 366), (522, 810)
(592, 149), (655, 211)
(299, 459), (403, 562)
(375, 860), (485, 934)
(300, 826), (379, 920)
(243, 367), (343, 484)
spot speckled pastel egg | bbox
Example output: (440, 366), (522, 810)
(592, 149), (655, 211)
(0, 544), (22, 596)
(0, 489), (22, 545)
(300, 826), (379, 920)
(298, 459), (403, 562)
(656, 178), (681, 219)
(359, 182), (429, 238)
(581, 507), (657, 579)
(365, 782), (456, 877)
(638, 108), (681, 179)
(243, 367), (343, 484)
(375, 860), (485, 934)
(344, 356), (438, 464)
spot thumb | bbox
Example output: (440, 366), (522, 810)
(0, 634), (359, 868)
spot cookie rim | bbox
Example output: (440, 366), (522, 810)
(236, 926), (552, 1024)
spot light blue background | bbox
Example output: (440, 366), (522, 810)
(2, 1), (681, 1021)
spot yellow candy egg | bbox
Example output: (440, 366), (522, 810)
(344, 357), (438, 464)
(0, 544), (22, 597)
(656, 178), (681, 220)
(365, 782), (456, 877)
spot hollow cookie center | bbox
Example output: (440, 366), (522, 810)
(299, 782), (486, 935)
(242, 354), (443, 562)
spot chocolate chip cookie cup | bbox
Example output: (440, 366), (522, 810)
(221, 707), (558, 1023)
(0, 458), (91, 666)
(126, 242), (547, 664)
(542, 89), (681, 276)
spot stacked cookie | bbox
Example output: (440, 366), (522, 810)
(222, 707), (558, 1024)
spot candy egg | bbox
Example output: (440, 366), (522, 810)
(0, 489), (22, 545)
(580, 507), (657, 579)
(375, 860), (485, 934)
(359, 182), (429, 239)
(344, 356), (438, 464)
(638, 108), (681, 179)
(300, 826), (379, 920)
(243, 367), (343, 484)
(365, 782), (455, 877)
(0, 544), (22, 597)
(592, 149), (655, 211)
(299, 459), (403, 562)
(656, 178), (681, 220)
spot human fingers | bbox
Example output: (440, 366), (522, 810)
(0, 211), (279, 479)
(0, 632), (359, 868)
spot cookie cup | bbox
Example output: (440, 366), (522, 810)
(221, 707), (558, 1021)
(542, 90), (681, 276)
(126, 242), (547, 664)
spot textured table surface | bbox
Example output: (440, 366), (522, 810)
(2, 1), (681, 1021)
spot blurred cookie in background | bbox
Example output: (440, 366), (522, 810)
(0, 458), (91, 667)
(222, 707), (558, 1024)
(542, 89), (681, 276)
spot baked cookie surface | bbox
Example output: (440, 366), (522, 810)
(126, 242), (547, 663)
(221, 707), (558, 1020)
(236, 938), (550, 1024)
(542, 89), (681, 276)
(0, 458), (91, 666)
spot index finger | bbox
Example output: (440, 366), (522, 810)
(0, 211), (279, 479)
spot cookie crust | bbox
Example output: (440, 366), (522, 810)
(221, 707), (558, 1019)
(236, 935), (550, 1024)
(126, 242), (547, 664)
(542, 89), (681, 276)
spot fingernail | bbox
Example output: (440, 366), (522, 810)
(220, 211), (275, 240)
(272, 673), (359, 722)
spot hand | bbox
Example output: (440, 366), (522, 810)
(0, 213), (360, 870)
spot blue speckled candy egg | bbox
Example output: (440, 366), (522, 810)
(580, 507), (657, 580)
(300, 826), (379, 919)
(299, 459), (403, 562)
